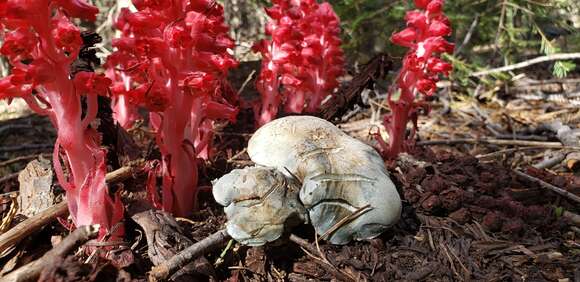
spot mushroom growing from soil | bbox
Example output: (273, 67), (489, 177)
(213, 116), (402, 245)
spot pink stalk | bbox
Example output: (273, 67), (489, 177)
(0, 0), (123, 240)
(379, 0), (454, 159)
(106, 0), (238, 217)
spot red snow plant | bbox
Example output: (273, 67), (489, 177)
(377, 0), (454, 159)
(106, 0), (239, 217)
(0, 0), (123, 239)
(253, 0), (344, 126)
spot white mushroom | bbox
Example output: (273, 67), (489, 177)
(213, 115), (402, 245)
(248, 116), (401, 244)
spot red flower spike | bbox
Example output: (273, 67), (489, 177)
(0, 0), (125, 253)
(254, 0), (345, 126)
(379, 0), (454, 159)
(106, 0), (238, 217)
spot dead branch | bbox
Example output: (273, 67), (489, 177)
(0, 161), (145, 255)
(0, 225), (99, 282)
(513, 170), (580, 204)
(416, 138), (578, 149)
(149, 229), (230, 281)
(471, 53), (580, 77)
(0, 201), (68, 256)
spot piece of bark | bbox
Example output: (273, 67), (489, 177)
(132, 210), (216, 281)
(319, 53), (394, 122)
(17, 158), (58, 217)
(0, 225), (98, 282)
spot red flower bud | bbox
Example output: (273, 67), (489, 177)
(428, 19), (452, 37)
(427, 0), (444, 14)
(73, 72), (112, 96)
(391, 27), (417, 47)
(414, 0), (430, 9)
(416, 78), (437, 95)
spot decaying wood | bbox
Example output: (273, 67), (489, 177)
(0, 161), (145, 255)
(0, 225), (98, 282)
(132, 210), (215, 280)
(149, 229), (230, 281)
(319, 53), (394, 122)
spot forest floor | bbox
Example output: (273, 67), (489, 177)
(0, 60), (579, 281)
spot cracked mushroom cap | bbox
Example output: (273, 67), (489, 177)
(212, 166), (308, 246)
(248, 116), (402, 244)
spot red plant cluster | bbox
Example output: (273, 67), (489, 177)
(0, 0), (123, 239)
(106, 0), (239, 216)
(253, 0), (345, 126)
(378, 0), (454, 158)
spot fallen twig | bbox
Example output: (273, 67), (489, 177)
(149, 229), (230, 281)
(471, 53), (580, 77)
(417, 138), (577, 149)
(0, 225), (99, 282)
(0, 161), (145, 255)
(150, 229), (358, 281)
(475, 146), (547, 159)
(0, 201), (68, 257)
(0, 144), (53, 154)
(0, 153), (51, 168)
(513, 169), (580, 204)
